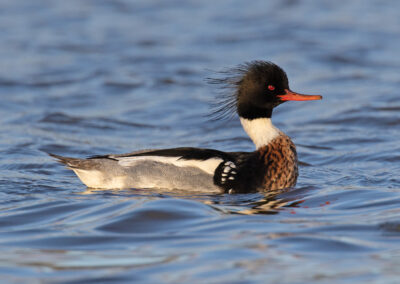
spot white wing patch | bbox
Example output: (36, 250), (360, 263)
(116, 156), (223, 175)
(220, 161), (237, 184)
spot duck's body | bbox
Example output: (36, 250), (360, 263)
(51, 119), (297, 193)
(52, 61), (321, 193)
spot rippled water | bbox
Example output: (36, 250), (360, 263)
(1, 0), (400, 283)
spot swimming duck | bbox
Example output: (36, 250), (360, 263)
(51, 61), (322, 193)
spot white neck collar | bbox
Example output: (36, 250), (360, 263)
(240, 117), (280, 149)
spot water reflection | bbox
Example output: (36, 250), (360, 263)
(79, 187), (306, 215)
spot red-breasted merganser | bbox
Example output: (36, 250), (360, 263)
(51, 61), (322, 193)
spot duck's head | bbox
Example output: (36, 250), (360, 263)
(235, 61), (322, 120)
(209, 61), (322, 148)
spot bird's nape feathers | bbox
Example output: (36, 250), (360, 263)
(206, 60), (277, 121)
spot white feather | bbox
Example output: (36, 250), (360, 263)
(240, 117), (280, 149)
(73, 169), (127, 189)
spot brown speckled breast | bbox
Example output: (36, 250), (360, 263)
(257, 134), (298, 191)
(213, 134), (298, 193)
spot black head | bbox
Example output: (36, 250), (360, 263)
(209, 61), (322, 120)
(236, 61), (289, 119)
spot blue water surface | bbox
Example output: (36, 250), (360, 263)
(0, 0), (400, 283)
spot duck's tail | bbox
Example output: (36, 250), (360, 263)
(48, 153), (126, 188)
(48, 153), (91, 170)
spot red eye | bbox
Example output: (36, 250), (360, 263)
(268, 85), (275, 91)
